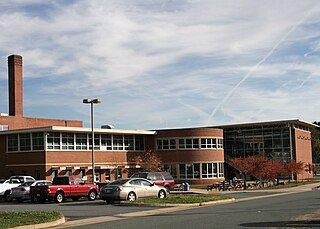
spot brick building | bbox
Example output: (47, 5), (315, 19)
(0, 55), (316, 184)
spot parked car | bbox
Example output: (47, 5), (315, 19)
(10, 180), (52, 203)
(100, 178), (168, 204)
(130, 172), (175, 191)
(0, 176), (35, 201)
(30, 176), (99, 203)
(0, 179), (9, 184)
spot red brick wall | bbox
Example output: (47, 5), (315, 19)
(0, 116), (82, 129)
(294, 128), (313, 180)
(0, 147), (46, 178)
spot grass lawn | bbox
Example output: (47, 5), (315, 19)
(128, 193), (232, 205)
(0, 211), (62, 228)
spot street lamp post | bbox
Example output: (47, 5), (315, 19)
(83, 98), (101, 184)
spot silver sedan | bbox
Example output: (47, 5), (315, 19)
(11, 180), (52, 202)
(100, 178), (168, 204)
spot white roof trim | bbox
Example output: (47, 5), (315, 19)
(0, 126), (156, 135)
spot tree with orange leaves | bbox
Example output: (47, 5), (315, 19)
(132, 150), (162, 172)
(284, 160), (305, 183)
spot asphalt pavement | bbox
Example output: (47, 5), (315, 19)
(7, 181), (320, 228)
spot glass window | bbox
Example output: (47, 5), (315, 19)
(89, 134), (100, 150)
(157, 139), (176, 150)
(75, 178), (83, 184)
(8, 134), (18, 152)
(47, 132), (61, 150)
(124, 135), (134, 150)
(202, 163), (208, 178)
(217, 138), (223, 149)
(32, 132), (44, 150)
(155, 173), (163, 181)
(62, 133), (74, 150)
(201, 163), (219, 178)
(163, 139), (169, 149)
(194, 163), (200, 178)
(141, 180), (152, 186)
(113, 135), (124, 150)
(201, 138), (217, 149)
(186, 164), (193, 178)
(178, 138), (199, 149)
(76, 133), (87, 150)
(170, 139), (176, 149)
(101, 134), (112, 150)
(186, 139), (192, 148)
(193, 139), (199, 148)
(179, 164), (186, 179)
(179, 139), (185, 149)
(156, 139), (162, 150)
(218, 163), (224, 178)
(135, 136), (145, 151)
(20, 133), (31, 151)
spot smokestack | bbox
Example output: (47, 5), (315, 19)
(8, 55), (23, 117)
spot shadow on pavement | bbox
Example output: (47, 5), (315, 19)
(239, 220), (320, 227)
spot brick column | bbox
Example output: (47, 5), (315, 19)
(8, 55), (23, 117)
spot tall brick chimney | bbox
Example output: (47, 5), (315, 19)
(8, 55), (23, 117)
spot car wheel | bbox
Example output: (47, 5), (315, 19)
(87, 190), (97, 201)
(158, 190), (166, 199)
(127, 192), (136, 201)
(55, 192), (64, 203)
(4, 191), (12, 202)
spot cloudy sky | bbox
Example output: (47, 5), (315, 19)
(0, 0), (319, 130)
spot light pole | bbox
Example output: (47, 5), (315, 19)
(83, 98), (101, 184)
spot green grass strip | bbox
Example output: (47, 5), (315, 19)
(0, 211), (62, 228)
(130, 194), (232, 204)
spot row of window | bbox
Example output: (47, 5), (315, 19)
(47, 132), (145, 151)
(163, 162), (224, 179)
(8, 132), (44, 152)
(156, 138), (223, 150)
(7, 132), (145, 152)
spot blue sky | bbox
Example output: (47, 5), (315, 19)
(0, 0), (320, 129)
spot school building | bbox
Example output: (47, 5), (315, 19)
(0, 55), (316, 184)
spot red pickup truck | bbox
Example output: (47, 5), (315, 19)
(30, 176), (99, 203)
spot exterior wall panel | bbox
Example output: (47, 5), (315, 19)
(294, 128), (313, 180)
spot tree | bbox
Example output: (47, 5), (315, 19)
(230, 156), (262, 189)
(132, 150), (162, 172)
(231, 156), (286, 187)
(284, 160), (305, 183)
(260, 160), (285, 185)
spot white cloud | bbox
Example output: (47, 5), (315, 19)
(0, 0), (319, 129)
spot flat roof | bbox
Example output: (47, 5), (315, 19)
(0, 126), (156, 135)
(212, 119), (318, 129)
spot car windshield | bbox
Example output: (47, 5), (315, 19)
(131, 173), (148, 179)
(109, 179), (129, 186)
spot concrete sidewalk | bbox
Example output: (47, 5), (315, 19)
(188, 181), (320, 194)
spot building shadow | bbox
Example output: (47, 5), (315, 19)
(239, 220), (320, 228)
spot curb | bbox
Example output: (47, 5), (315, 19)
(11, 216), (65, 229)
